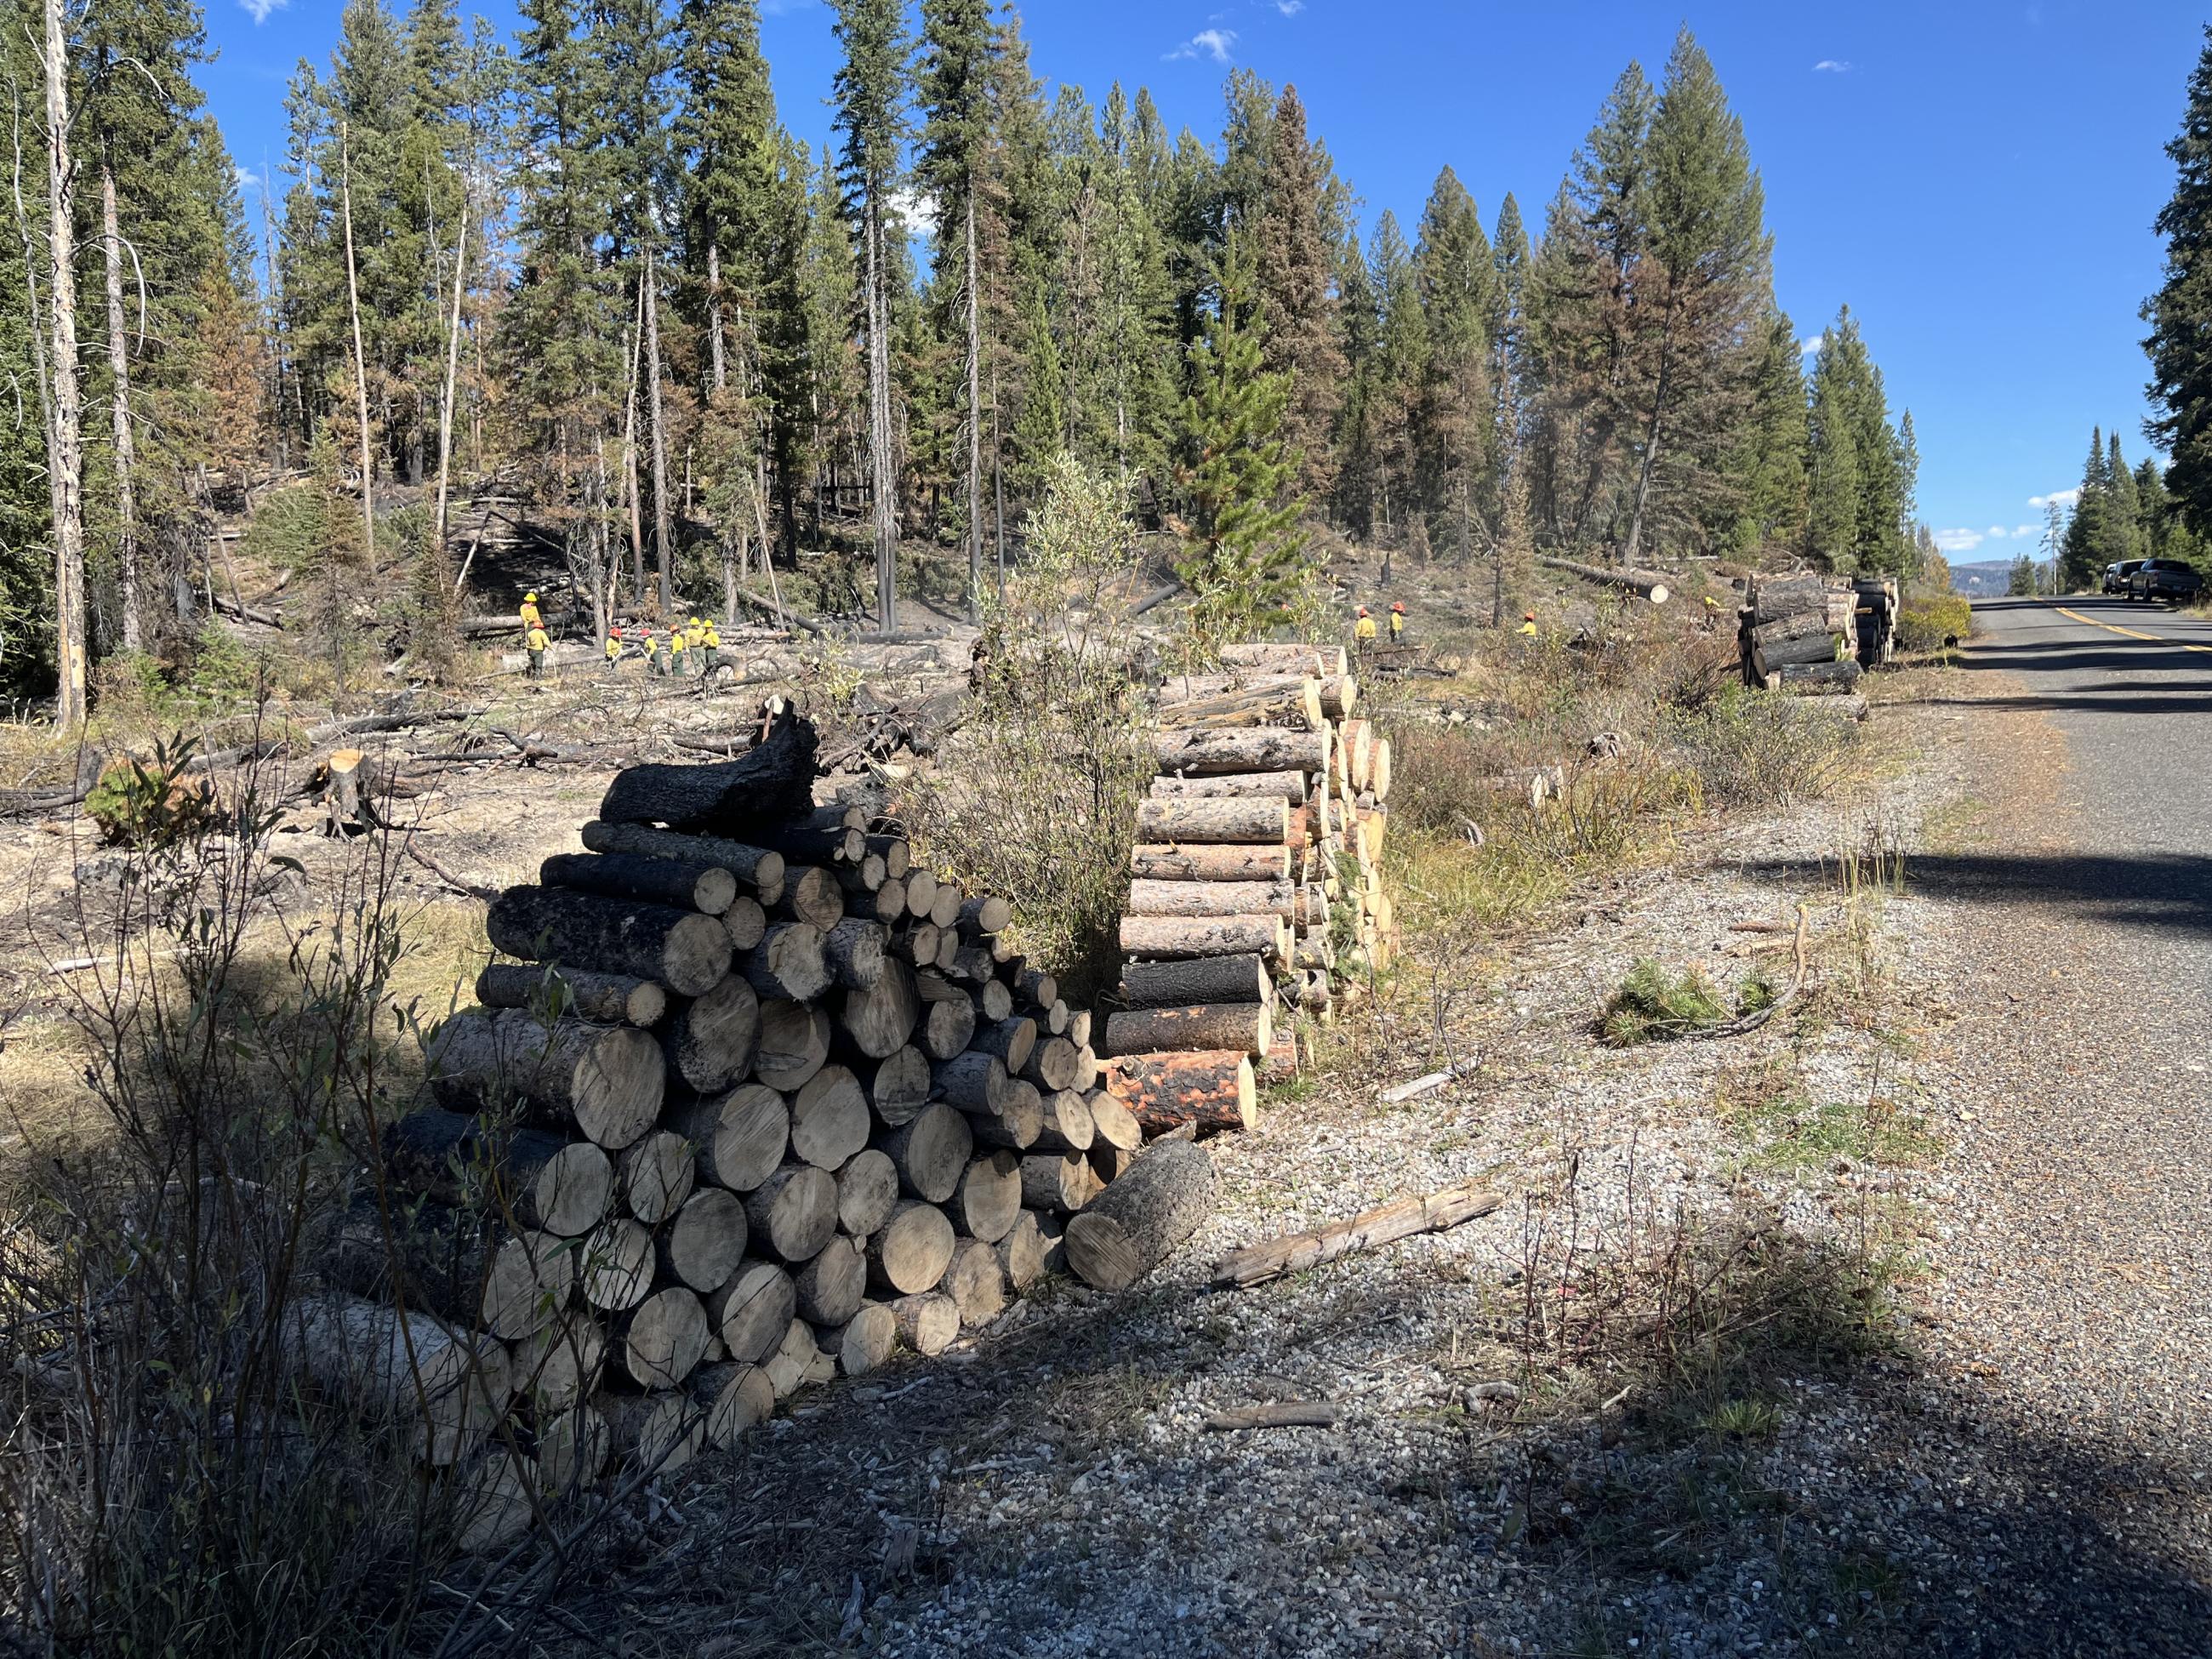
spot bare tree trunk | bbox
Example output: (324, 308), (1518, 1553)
(259, 151), (288, 476)
(642, 246), (676, 616)
(865, 206), (898, 631)
(1622, 302), (1675, 571)
(965, 195), (982, 619)
(992, 365), (1006, 597)
(621, 278), (646, 607)
(432, 206), (469, 559)
(43, 0), (85, 727)
(707, 240), (727, 396)
(100, 162), (140, 653)
(339, 126), (374, 572)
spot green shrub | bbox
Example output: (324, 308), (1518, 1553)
(1896, 591), (1970, 653)
(237, 481), (330, 573)
(1666, 682), (1859, 810)
(1601, 958), (1770, 1045)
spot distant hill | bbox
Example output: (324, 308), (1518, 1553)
(1949, 560), (2015, 597)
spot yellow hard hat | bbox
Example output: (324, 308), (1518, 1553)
(525, 591), (537, 602)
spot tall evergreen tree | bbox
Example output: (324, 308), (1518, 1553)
(1252, 86), (1344, 505)
(1412, 167), (1491, 561)
(2145, 26), (2212, 536)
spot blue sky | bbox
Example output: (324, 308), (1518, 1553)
(201, 1), (2210, 562)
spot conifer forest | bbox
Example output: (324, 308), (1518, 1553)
(0, 1), (1931, 714)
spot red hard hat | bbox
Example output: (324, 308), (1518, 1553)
(1391, 601), (1405, 613)
(1357, 606), (1370, 617)
(1524, 612), (1536, 621)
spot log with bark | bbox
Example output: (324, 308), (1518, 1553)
(487, 886), (732, 999)
(668, 1084), (788, 1194)
(1063, 1137), (1217, 1291)
(835, 1148), (901, 1236)
(1218, 642), (1348, 676)
(1154, 727), (1330, 778)
(1157, 674), (1325, 732)
(1103, 1001), (1272, 1061)
(286, 1293), (511, 1466)
(837, 957), (919, 1059)
(658, 1187), (750, 1291)
(740, 921), (830, 1003)
(791, 1236), (867, 1326)
(1210, 1181), (1505, 1288)
(707, 1261), (796, 1364)
(1102, 1050), (1257, 1137)
(611, 1286), (710, 1389)
(1134, 797), (1289, 845)
(818, 1302), (898, 1377)
(1119, 953), (1272, 1010)
(658, 974), (760, 1092)
(789, 1065), (870, 1169)
(753, 1000), (830, 1092)
(425, 1008), (664, 1151)
(540, 851), (738, 916)
(1119, 914), (1288, 967)
(941, 1237), (1007, 1328)
(1132, 842), (1292, 882)
(579, 819), (787, 893)
(596, 709), (817, 835)
(1538, 556), (1672, 604)
(476, 962), (666, 1028)
(743, 1165), (841, 1262)
(883, 1103), (973, 1203)
(1128, 877), (1296, 920)
(889, 1291), (959, 1356)
(381, 1109), (615, 1236)
(618, 1129), (696, 1224)
(867, 1199), (957, 1296)
(1149, 769), (1308, 806)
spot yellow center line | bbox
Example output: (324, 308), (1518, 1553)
(2053, 606), (2212, 652)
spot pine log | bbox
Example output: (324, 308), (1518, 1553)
(1131, 842), (1292, 885)
(888, 1291), (959, 1356)
(920, 992), (978, 1062)
(867, 1199), (957, 1296)
(658, 1186), (750, 1291)
(1128, 877), (1295, 920)
(1090, 1143), (1137, 1185)
(971, 1016), (1037, 1075)
(855, 1046), (932, 1126)
(1032, 1209), (1067, 1276)
(1774, 658), (1863, 693)
(1063, 1137), (1217, 1291)
(510, 1312), (606, 1411)
(487, 886), (730, 998)
(449, 1450), (538, 1554)
(619, 1129), (696, 1224)
(658, 973), (760, 1092)
(835, 1148), (901, 1236)
(864, 834), (911, 878)
(902, 867), (938, 920)
(706, 1261), (796, 1364)
(818, 1302), (898, 1377)
(884, 1103), (972, 1202)
(1149, 769), (1308, 806)
(1103, 1050), (1257, 1136)
(579, 818), (787, 892)
(934, 1050), (1010, 1115)
(899, 921), (942, 966)
(597, 1389), (700, 1476)
(1341, 720), (1375, 793)
(1752, 630), (1839, 676)
(691, 1361), (775, 1449)
(759, 821), (863, 867)
(596, 711), (816, 834)
(577, 1217), (655, 1311)
(967, 977), (1013, 1024)
(722, 895), (767, 951)
(1747, 609), (1833, 648)
(837, 957), (918, 1060)
(541, 851), (737, 916)
(1211, 1181), (1506, 1288)
(942, 1237), (1008, 1328)
(1066, 1008), (1093, 1049)
(821, 919), (888, 990)
(742, 921), (830, 1003)
(1022, 1035), (1082, 1093)
(1019, 1152), (1096, 1214)
(1154, 727), (1329, 777)
(790, 1065), (870, 1169)
(832, 852), (888, 895)
(611, 1286), (709, 1389)
(1085, 1087), (1142, 1151)
(870, 878), (907, 924)
(966, 1081), (1044, 1151)
(1219, 641), (1348, 676)
(948, 943), (994, 982)
(322, 1200), (572, 1343)
(1747, 573), (1827, 626)
(1369, 738), (1393, 804)
(1030, 1089), (1096, 1154)
(476, 963), (665, 1028)
(669, 1084), (788, 1194)
(425, 1008), (664, 1151)
(1104, 1001), (1271, 1061)
(955, 894), (1012, 936)
(927, 883), (962, 930)
(791, 1235), (867, 1325)
(936, 930), (964, 973)
(1158, 674), (1324, 731)
(381, 1109), (614, 1236)
(954, 1149), (1023, 1243)
(754, 1000), (831, 1092)
(1135, 797), (1289, 845)
(1119, 954), (1271, 1010)
(995, 1211), (1047, 1291)
(1119, 914), (1287, 966)
(773, 866), (846, 931)
(743, 1165), (840, 1262)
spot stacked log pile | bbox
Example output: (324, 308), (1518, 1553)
(1101, 641), (1401, 1137)
(1737, 574), (1863, 695)
(311, 710), (1146, 1548)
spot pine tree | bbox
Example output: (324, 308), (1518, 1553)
(1412, 167), (1491, 561)
(2059, 425), (2108, 589)
(1723, 310), (1807, 557)
(2146, 26), (2212, 535)
(2106, 430), (2141, 567)
(1332, 228), (1379, 539)
(1366, 211), (1428, 545)
(1252, 86), (1344, 504)
(1804, 331), (1860, 567)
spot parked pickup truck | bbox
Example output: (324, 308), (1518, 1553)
(2104, 559), (2146, 594)
(2127, 559), (2206, 603)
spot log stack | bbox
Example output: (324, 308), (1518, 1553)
(315, 711), (1141, 1549)
(1738, 574), (1864, 695)
(1101, 641), (1403, 1136)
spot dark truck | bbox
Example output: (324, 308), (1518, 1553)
(2127, 559), (2206, 603)
(2104, 559), (2146, 594)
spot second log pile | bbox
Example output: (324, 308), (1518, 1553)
(1103, 642), (1401, 1137)
(314, 710), (1155, 1549)
(1737, 573), (1866, 695)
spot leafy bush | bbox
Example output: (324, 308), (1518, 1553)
(1896, 591), (1970, 653)
(237, 480), (331, 573)
(1666, 683), (1860, 809)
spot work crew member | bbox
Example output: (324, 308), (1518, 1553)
(525, 622), (550, 680)
(639, 628), (658, 675)
(686, 616), (704, 652)
(669, 627), (687, 674)
(1388, 600), (1405, 641)
(1354, 606), (1377, 651)
(519, 590), (542, 630)
(1518, 611), (1539, 639)
(605, 630), (623, 668)
(700, 619), (721, 676)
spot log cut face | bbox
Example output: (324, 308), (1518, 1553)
(425, 1008), (664, 1151)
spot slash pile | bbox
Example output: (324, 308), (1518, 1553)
(310, 710), (1147, 1549)
(1102, 641), (1401, 1136)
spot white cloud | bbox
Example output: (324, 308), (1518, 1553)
(2012, 524), (2038, 538)
(1798, 334), (1822, 356)
(1987, 525), (2007, 539)
(887, 185), (938, 239)
(1274, 0), (1304, 12)
(1814, 60), (1852, 73)
(239, 0), (285, 22)
(1167, 27), (1237, 63)
(2027, 487), (2080, 510)
(760, 0), (818, 13)
(233, 163), (260, 193)
(1932, 528), (1987, 554)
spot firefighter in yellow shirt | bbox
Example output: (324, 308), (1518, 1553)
(699, 619), (721, 676)
(1518, 611), (1539, 639)
(525, 623), (550, 680)
(519, 590), (542, 631)
(1354, 606), (1377, 660)
(668, 627), (687, 675)
(1388, 600), (1405, 641)
(605, 630), (623, 669)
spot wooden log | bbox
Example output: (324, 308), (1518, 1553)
(1218, 641), (1348, 676)
(1537, 555), (1672, 603)
(487, 886), (730, 998)
(954, 1149), (1023, 1243)
(867, 1199), (957, 1295)
(837, 957), (918, 1060)
(706, 1260), (795, 1364)
(1341, 719), (1375, 793)
(760, 821), (863, 867)
(1159, 674), (1324, 731)
(1747, 573), (1827, 625)
(1031, 1089), (1096, 1154)
(820, 919), (887, 990)
(1132, 842), (1292, 883)
(1128, 877), (1295, 920)
(902, 867), (938, 920)
(1747, 608), (1833, 648)
(971, 1016), (1037, 1075)
(690, 1361), (775, 1450)
(541, 851), (737, 916)
(1011, 966), (1058, 1008)
(322, 1200), (571, 1343)
(888, 1291), (959, 1356)
(1065, 1008), (1092, 1049)
(579, 818), (786, 893)
(1085, 1087), (1142, 1152)
(934, 1051), (1009, 1114)
(596, 711), (816, 834)
(740, 921), (830, 1003)
(883, 1103), (972, 1202)
(658, 973), (760, 1093)
(1032, 1210), (1067, 1276)
(1104, 1002), (1271, 1061)
(1119, 954), (1271, 1011)
(967, 977), (1013, 1024)
(381, 1109), (613, 1236)
(721, 895), (767, 951)
(1154, 727), (1329, 778)
(619, 1129), (695, 1224)
(597, 1388), (701, 1476)
(899, 921), (942, 966)
(1369, 738), (1392, 805)
(773, 866), (846, 932)
(286, 1294), (510, 1466)
(994, 1210), (1047, 1291)
(1090, 1143), (1137, 1185)
(1019, 1152), (1096, 1214)
(476, 962), (665, 1028)
(832, 851), (889, 895)
(658, 1186), (750, 1291)
(669, 1084), (787, 1194)
(1103, 1051), (1257, 1136)
(965, 1080), (1044, 1151)
(611, 1286), (709, 1389)
(791, 1235), (867, 1325)
(449, 1450), (539, 1554)
(743, 1165), (840, 1262)
(511, 1312), (606, 1412)
(1774, 658), (1863, 693)
(1063, 1137), (1217, 1291)
(869, 877), (907, 924)
(942, 1238), (1007, 1329)
(935, 930), (964, 973)
(927, 884), (962, 931)
(1149, 769), (1308, 806)
(1037, 998), (1069, 1036)
(790, 1065), (870, 1169)
(1752, 630), (1839, 676)
(578, 1217), (655, 1311)
(835, 1148), (901, 1236)
(1022, 1035), (1081, 1092)
(425, 1009), (664, 1151)
(947, 943), (994, 983)
(754, 1000), (830, 1092)
(920, 991), (978, 1062)
(955, 894), (1012, 936)
(864, 834), (910, 878)
(1211, 1181), (1507, 1289)
(855, 1046), (932, 1126)
(1134, 797), (1288, 845)
(818, 1302), (898, 1377)
(1119, 914), (1287, 967)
